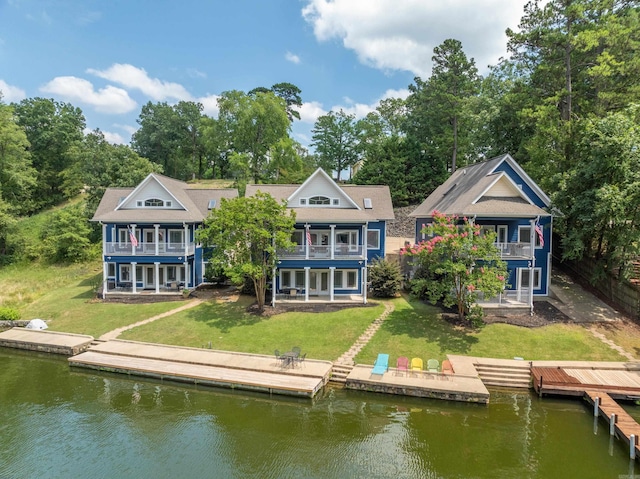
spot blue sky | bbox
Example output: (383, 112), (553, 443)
(0, 0), (529, 147)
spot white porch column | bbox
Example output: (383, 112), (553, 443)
(362, 223), (368, 259)
(184, 224), (189, 256)
(131, 262), (137, 294)
(330, 225), (335, 260)
(329, 267), (335, 302)
(362, 266), (368, 304)
(304, 267), (310, 302)
(154, 262), (160, 294)
(272, 267), (277, 307)
(154, 224), (160, 256)
(529, 218), (536, 314)
(130, 224), (137, 256)
(103, 261), (108, 293)
(102, 223), (107, 255)
(305, 224), (310, 260)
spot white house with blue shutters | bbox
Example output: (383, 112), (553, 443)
(246, 168), (394, 304)
(409, 154), (553, 308)
(92, 173), (237, 297)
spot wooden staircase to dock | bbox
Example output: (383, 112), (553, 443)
(475, 362), (532, 389)
(330, 363), (354, 384)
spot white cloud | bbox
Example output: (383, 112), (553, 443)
(302, 0), (527, 77)
(332, 88), (410, 119)
(40, 76), (137, 114)
(0, 79), (26, 102)
(187, 68), (207, 79)
(198, 94), (220, 117)
(285, 51), (301, 64)
(113, 123), (138, 136)
(299, 101), (327, 124)
(102, 130), (126, 145)
(87, 63), (194, 101)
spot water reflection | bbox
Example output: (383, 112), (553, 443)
(0, 349), (636, 479)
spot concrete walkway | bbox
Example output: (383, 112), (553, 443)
(98, 299), (203, 341)
(546, 268), (636, 360)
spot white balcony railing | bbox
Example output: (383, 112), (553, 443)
(495, 242), (532, 259)
(277, 245), (365, 259)
(106, 242), (194, 256)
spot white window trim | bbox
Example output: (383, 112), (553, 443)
(107, 263), (116, 278)
(518, 225), (542, 248)
(367, 230), (380, 250)
(168, 229), (185, 246)
(334, 269), (358, 290)
(497, 225), (508, 243)
(335, 229), (359, 251)
(519, 267), (542, 290)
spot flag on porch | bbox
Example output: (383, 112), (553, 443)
(535, 222), (544, 247)
(306, 230), (312, 245)
(128, 227), (139, 247)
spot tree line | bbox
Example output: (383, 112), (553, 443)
(1, 0), (639, 279)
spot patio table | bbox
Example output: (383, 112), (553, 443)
(281, 351), (298, 368)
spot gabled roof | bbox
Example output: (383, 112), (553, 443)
(91, 173), (238, 223)
(409, 154), (551, 218)
(245, 168), (394, 223)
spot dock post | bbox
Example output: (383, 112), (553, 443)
(538, 376), (543, 398)
(594, 396), (600, 416)
(610, 413), (616, 436)
(630, 434), (636, 460)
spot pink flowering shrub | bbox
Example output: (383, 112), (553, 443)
(404, 210), (509, 323)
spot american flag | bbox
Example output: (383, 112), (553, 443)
(535, 222), (544, 247)
(306, 230), (312, 245)
(128, 227), (139, 247)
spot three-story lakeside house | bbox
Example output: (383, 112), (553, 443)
(92, 173), (237, 297)
(246, 168), (394, 304)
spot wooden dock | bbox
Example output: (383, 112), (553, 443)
(69, 340), (333, 398)
(585, 391), (640, 459)
(0, 328), (93, 355)
(532, 366), (640, 400)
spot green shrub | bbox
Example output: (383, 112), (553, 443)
(368, 258), (403, 298)
(0, 307), (20, 321)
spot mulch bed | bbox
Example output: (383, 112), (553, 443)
(482, 301), (573, 328)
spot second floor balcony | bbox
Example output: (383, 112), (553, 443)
(278, 244), (365, 260)
(105, 242), (195, 257)
(495, 242), (532, 259)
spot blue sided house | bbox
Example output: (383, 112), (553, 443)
(245, 168), (394, 304)
(409, 154), (553, 307)
(92, 173), (238, 297)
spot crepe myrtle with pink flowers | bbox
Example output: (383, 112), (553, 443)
(401, 211), (508, 322)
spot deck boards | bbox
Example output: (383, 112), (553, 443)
(585, 391), (640, 458)
(532, 366), (640, 399)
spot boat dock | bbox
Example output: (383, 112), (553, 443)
(532, 364), (640, 400)
(0, 328), (93, 355)
(585, 391), (640, 459)
(69, 339), (333, 398)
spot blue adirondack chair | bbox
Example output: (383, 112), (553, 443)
(371, 353), (389, 377)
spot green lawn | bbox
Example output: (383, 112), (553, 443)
(121, 296), (386, 360)
(357, 295), (626, 365)
(2, 262), (186, 338)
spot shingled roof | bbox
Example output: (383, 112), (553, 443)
(410, 154), (550, 219)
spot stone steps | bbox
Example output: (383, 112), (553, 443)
(330, 364), (354, 384)
(475, 363), (531, 389)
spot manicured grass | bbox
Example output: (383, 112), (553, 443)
(121, 296), (386, 361)
(591, 321), (640, 360)
(3, 261), (185, 338)
(357, 295), (626, 365)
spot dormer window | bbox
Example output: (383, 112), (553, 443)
(145, 198), (164, 207)
(309, 196), (330, 205)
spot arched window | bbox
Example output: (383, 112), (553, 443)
(309, 195), (330, 205)
(145, 198), (164, 207)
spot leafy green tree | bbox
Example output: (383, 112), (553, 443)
(197, 192), (296, 312)
(402, 212), (508, 322)
(265, 137), (306, 183)
(311, 109), (361, 180)
(250, 82), (303, 122)
(0, 194), (17, 263)
(407, 39), (480, 173)
(368, 257), (403, 298)
(41, 204), (92, 263)
(200, 116), (232, 179)
(0, 102), (37, 215)
(217, 90), (291, 183)
(12, 97), (85, 212)
(132, 101), (204, 180)
(555, 106), (640, 278)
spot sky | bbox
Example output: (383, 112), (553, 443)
(0, 0), (530, 147)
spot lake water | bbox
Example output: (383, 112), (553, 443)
(0, 348), (635, 479)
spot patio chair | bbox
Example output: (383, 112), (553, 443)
(371, 353), (389, 377)
(274, 349), (285, 366)
(396, 356), (409, 376)
(410, 357), (423, 376)
(295, 353), (307, 368)
(292, 346), (301, 357)
(427, 359), (440, 374)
